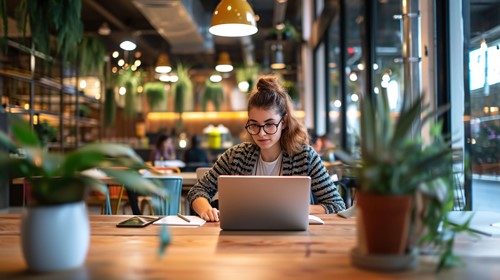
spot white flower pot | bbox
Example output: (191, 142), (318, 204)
(20, 201), (90, 272)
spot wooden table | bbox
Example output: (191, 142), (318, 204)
(1, 214), (500, 279)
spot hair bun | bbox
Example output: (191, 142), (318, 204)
(256, 76), (281, 93)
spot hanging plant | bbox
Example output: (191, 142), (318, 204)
(236, 65), (260, 93)
(116, 68), (142, 116)
(173, 63), (193, 114)
(78, 35), (106, 78)
(0, 0), (84, 61)
(103, 88), (115, 127)
(283, 80), (298, 101)
(144, 82), (166, 111)
(202, 80), (224, 111)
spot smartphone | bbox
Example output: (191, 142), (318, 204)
(116, 216), (160, 227)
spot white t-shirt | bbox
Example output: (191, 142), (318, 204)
(254, 152), (283, 176)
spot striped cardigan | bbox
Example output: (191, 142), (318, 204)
(187, 142), (346, 214)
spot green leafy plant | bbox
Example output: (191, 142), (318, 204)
(0, 0), (84, 61)
(202, 80), (223, 111)
(103, 88), (116, 128)
(283, 80), (298, 102)
(78, 35), (107, 78)
(236, 65), (260, 93)
(115, 68), (143, 116)
(173, 63), (193, 114)
(0, 114), (161, 206)
(144, 82), (166, 111)
(337, 92), (471, 271)
(34, 120), (57, 148)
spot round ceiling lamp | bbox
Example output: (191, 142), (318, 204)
(120, 40), (136, 51)
(215, 51), (234, 72)
(209, 0), (258, 37)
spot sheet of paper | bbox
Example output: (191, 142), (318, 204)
(153, 215), (206, 226)
(308, 215), (325, 225)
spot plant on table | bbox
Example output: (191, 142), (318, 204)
(337, 91), (471, 271)
(0, 113), (169, 272)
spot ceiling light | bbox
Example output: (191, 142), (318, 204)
(98, 22), (111, 36)
(155, 53), (172, 73)
(120, 40), (136, 51)
(215, 51), (233, 72)
(210, 74), (223, 83)
(209, 0), (258, 37)
(270, 44), (285, 70)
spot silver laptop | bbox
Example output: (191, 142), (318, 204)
(218, 175), (311, 231)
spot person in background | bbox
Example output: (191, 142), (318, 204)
(183, 134), (210, 171)
(187, 75), (346, 222)
(150, 134), (176, 162)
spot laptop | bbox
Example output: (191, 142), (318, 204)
(218, 175), (311, 231)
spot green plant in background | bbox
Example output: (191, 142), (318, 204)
(144, 82), (166, 111)
(115, 68), (143, 116)
(236, 65), (260, 93)
(0, 0), (83, 62)
(34, 120), (57, 149)
(202, 80), (223, 111)
(268, 20), (299, 41)
(337, 92), (472, 271)
(282, 80), (298, 102)
(0, 113), (162, 206)
(104, 88), (116, 128)
(78, 104), (91, 117)
(78, 35), (107, 78)
(173, 63), (193, 115)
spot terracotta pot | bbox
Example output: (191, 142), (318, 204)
(356, 192), (412, 255)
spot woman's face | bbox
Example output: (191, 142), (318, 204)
(247, 107), (285, 154)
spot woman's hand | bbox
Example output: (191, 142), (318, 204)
(192, 197), (220, 222)
(200, 208), (220, 222)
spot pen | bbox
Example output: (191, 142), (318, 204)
(177, 213), (191, 223)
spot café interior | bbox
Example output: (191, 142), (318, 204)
(0, 0), (500, 278)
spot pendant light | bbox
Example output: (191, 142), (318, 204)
(155, 53), (172, 74)
(215, 51), (233, 72)
(270, 44), (285, 70)
(209, 0), (258, 37)
(120, 39), (136, 51)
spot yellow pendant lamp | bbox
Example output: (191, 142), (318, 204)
(209, 0), (258, 37)
(215, 52), (234, 72)
(155, 53), (172, 74)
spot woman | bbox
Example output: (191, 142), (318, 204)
(150, 134), (176, 163)
(187, 75), (346, 221)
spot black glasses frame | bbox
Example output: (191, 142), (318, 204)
(245, 117), (283, 135)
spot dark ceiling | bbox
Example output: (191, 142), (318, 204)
(80, 0), (303, 72)
(3, 0), (499, 74)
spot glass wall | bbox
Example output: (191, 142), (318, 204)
(467, 0), (500, 211)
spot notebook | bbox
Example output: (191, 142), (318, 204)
(153, 215), (206, 226)
(218, 175), (311, 231)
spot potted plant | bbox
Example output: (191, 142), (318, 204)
(202, 80), (223, 112)
(144, 82), (166, 111)
(33, 120), (57, 149)
(0, 114), (165, 272)
(337, 92), (469, 271)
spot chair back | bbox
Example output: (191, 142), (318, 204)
(146, 176), (183, 215)
(196, 167), (211, 180)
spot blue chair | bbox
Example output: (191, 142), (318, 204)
(145, 176), (183, 215)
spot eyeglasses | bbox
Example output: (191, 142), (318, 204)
(245, 117), (283, 135)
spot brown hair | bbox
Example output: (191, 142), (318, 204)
(247, 75), (309, 155)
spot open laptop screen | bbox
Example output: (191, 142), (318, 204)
(218, 175), (311, 231)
